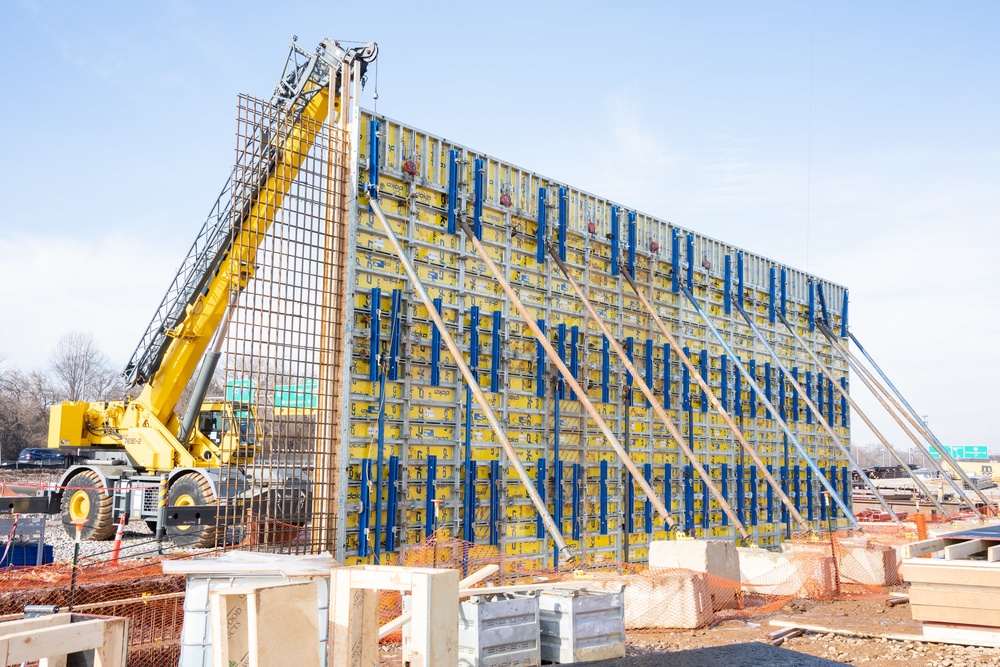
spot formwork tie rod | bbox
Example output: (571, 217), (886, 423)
(847, 330), (996, 514)
(545, 244), (750, 540)
(369, 199), (574, 562)
(773, 311), (956, 518)
(733, 299), (902, 525)
(456, 221), (679, 534)
(620, 267), (810, 532)
(679, 285), (861, 530)
(817, 323), (989, 516)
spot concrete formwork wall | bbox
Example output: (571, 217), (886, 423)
(337, 111), (852, 566)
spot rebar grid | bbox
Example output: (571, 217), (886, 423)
(216, 94), (349, 554)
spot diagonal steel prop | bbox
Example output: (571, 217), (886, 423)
(369, 199), (574, 561)
(774, 311), (956, 518)
(848, 331), (996, 514)
(733, 299), (902, 524)
(679, 285), (861, 530)
(815, 323), (989, 516)
(457, 221), (679, 533)
(545, 244), (750, 540)
(620, 266), (810, 532)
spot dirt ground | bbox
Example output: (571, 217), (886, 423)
(374, 596), (1000, 666)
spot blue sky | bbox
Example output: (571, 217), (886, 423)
(1, 1), (997, 450)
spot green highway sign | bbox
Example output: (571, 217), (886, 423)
(226, 379), (255, 403)
(275, 379), (318, 410)
(929, 445), (988, 460)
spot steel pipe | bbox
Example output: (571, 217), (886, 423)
(456, 221), (678, 533)
(369, 199), (574, 561)
(620, 267), (810, 531)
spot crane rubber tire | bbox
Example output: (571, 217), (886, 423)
(166, 473), (220, 549)
(61, 469), (115, 541)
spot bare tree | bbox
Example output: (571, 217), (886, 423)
(49, 331), (120, 402)
(0, 359), (57, 461)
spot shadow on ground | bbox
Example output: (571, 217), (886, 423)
(565, 643), (844, 667)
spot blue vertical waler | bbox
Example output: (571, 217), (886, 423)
(599, 460), (609, 535)
(535, 320), (546, 398)
(683, 465), (694, 532)
(610, 205), (620, 276)
(430, 297), (443, 386)
(750, 466), (759, 526)
(721, 463), (729, 527)
(536, 458), (546, 538)
(473, 158), (485, 239)
(536, 187), (547, 263)
(447, 149), (459, 234)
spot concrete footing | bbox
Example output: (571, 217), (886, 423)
(649, 539), (741, 611)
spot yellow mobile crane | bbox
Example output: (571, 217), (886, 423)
(46, 38), (377, 548)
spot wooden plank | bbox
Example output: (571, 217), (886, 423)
(901, 538), (947, 559)
(922, 622), (1000, 648)
(249, 582), (319, 667)
(4, 619), (108, 664)
(0, 614), (71, 634)
(988, 544), (1000, 563)
(212, 589), (250, 667)
(945, 539), (988, 560)
(912, 604), (1000, 627)
(909, 585), (1000, 610)
(409, 570), (458, 667)
(94, 617), (128, 667)
(901, 560), (1000, 587)
(767, 619), (925, 642)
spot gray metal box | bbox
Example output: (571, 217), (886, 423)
(458, 591), (541, 667)
(538, 587), (626, 664)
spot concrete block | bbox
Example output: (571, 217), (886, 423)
(736, 547), (838, 599)
(783, 539), (900, 588)
(648, 539), (740, 610)
(592, 572), (712, 629)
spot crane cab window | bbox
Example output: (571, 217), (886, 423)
(199, 410), (224, 446)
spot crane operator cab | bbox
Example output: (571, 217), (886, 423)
(197, 400), (261, 464)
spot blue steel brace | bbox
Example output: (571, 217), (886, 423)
(664, 463), (673, 513)
(733, 358), (742, 415)
(764, 362), (772, 417)
(794, 464), (802, 513)
(374, 352), (389, 561)
(736, 464), (745, 524)
(780, 463), (789, 528)
(816, 283), (831, 327)
(721, 463), (729, 526)
(388, 290), (402, 381)
(358, 458), (371, 557)
(683, 465), (694, 532)
(827, 379), (835, 426)
(671, 228), (680, 293)
(841, 289), (849, 337)
(469, 306), (480, 369)
(644, 463), (653, 533)
(626, 463), (635, 534)
(430, 297), (443, 386)
(841, 467), (850, 515)
(699, 349), (708, 413)
(685, 234), (694, 291)
(662, 344), (671, 409)
(737, 252), (745, 307)
(791, 368), (799, 422)
(826, 467), (837, 519)
(682, 347), (691, 411)
(425, 455), (438, 539)
(840, 377), (848, 427)
(535, 320), (546, 398)
(490, 311), (502, 392)
(536, 458), (546, 538)
(489, 460), (500, 546)
(778, 369), (786, 421)
(625, 338), (634, 405)
(817, 373), (826, 421)
(368, 288), (381, 382)
(601, 337), (611, 403)
(473, 158), (485, 239)
(386, 456), (399, 553)
(557, 323), (567, 400)
(464, 460), (477, 543)
(780, 268), (788, 319)
(748, 359), (757, 417)
(768, 268), (776, 324)
(766, 465), (775, 523)
(805, 371), (813, 424)
(570, 326), (580, 399)
(721, 355), (729, 410)
(555, 460), (564, 539)
(558, 187), (568, 262)
(809, 282), (816, 331)
(572, 463), (582, 541)
(820, 469), (828, 521)
(536, 187), (547, 263)
(645, 339), (654, 408)
(724, 255), (732, 315)
(627, 211), (637, 276)
(610, 206), (620, 277)
(599, 460), (609, 535)
(447, 149), (459, 234)
(806, 467), (814, 521)
(701, 472), (710, 530)
(368, 117), (380, 195)
(750, 466), (759, 526)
